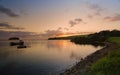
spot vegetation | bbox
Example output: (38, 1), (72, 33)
(71, 30), (120, 45)
(87, 37), (120, 75)
(49, 30), (120, 46)
(49, 30), (120, 47)
(9, 37), (19, 40)
(48, 35), (87, 40)
(107, 37), (120, 46)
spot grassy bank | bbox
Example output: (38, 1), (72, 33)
(108, 37), (120, 46)
(88, 37), (120, 75)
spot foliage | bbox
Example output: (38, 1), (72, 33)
(107, 37), (120, 46)
(71, 30), (120, 45)
(88, 49), (120, 75)
(88, 37), (120, 75)
(48, 35), (87, 40)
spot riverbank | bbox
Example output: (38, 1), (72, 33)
(88, 37), (120, 75)
(60, 41), (119, 75)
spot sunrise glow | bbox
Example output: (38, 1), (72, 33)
(0, 0), (120, 39)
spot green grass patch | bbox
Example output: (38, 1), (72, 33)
(88, 37), (120, 75)
(107, 37), (120, 46)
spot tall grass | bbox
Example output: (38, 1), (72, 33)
(107, 37), (120, 46)
(88, 37), (120, 75)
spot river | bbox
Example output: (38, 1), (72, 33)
(0, 40), (102, 75)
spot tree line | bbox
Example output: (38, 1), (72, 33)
(71, 30), (120, 46)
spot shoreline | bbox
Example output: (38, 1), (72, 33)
(60, 42), (119, 75)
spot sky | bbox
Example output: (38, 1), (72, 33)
(0, 0), (120, 39)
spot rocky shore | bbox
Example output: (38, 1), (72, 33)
(60, 42), (119, 75)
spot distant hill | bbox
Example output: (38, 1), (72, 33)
(48, 30), (120, 46)
(48, 35), (87, 40)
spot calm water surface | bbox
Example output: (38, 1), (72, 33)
(0, 40), (102, 75)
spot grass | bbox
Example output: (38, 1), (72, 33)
(88, 37), (120, 75)
(107, 37), (120, 46)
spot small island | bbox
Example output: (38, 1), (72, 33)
(9, 37), (20, 40)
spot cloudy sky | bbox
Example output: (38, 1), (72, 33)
(0, 0), (120, 38)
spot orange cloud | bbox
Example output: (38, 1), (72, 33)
(104, 14), (120, 22)
(69, 18), (83, 27)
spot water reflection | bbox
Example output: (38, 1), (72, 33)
(70, 51), (82, 60)
(0, 40), (103, 75)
